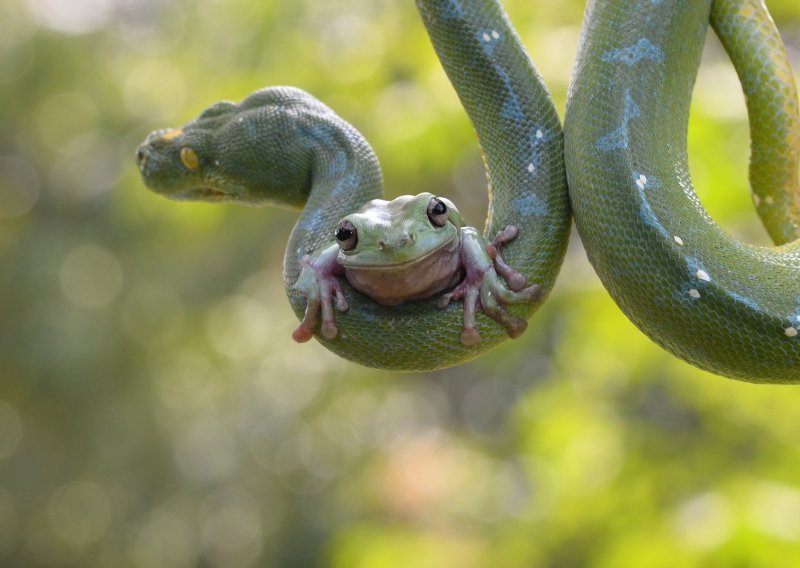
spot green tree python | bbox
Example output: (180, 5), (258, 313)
(566, 0), (800, 383)
(136, 0), (571, 371)
(137, 0), (800, 382)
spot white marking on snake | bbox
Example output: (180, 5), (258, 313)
(765, 196), (775, 205)
(536, 129), (544, 139)
(483, 32), (491, 42)
(696, 270), (710, 282)
(636, 174), (648, 189)
(785, 327), (798, 337)
(527, 163), (535, 173)
(674, 236), (683, 245)
(491, 30), (500, 39)
(689, 289), (700, 299)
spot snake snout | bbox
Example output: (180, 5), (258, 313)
(135, 144), (148, 169)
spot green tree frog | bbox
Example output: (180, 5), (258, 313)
(291, 192), (541, 346)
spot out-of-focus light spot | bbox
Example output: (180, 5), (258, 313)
(155, 350), (223, 414)
(518, 456), (559, 521)
(0, 401), (22, 460)
(46, 480), (112, 548)
(0, 42), (33, 85)
(295, 427), (341, 481)
(36, 92), (99, 152)
(374, 83), (435, 143)
(375, 432), (457, 519)
(672, 492), (733, 549)
(318, 14), (385, 84)
(205, 295), (272, 360)
(124, 60), (187, 122)
(49, 130), (121, 200)
(121, 284), (185, 347)
(0, 155), (39, 219)
(748, 482), (800, 542)
(0, 4), (34, 85)
(200, 488), (264, 568)
(25, 0), (114, 35)
(59, 244), (123, 310)
(494, 462), (532, 520)
(134, 504), (197, 568)
(255, 357), (326, 412)
(326, 391), (382, 450)
(562, 421), (624, 491)
(460, 379), (505, 434)
(269, 428), (330, 495)
(173, 419), (238, 482)
(372, 387), (446, 447)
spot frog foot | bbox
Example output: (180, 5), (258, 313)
(438, 226), (542, 346)
(291, 245), (348, 342)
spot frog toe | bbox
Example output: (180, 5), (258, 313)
(460, 327), (481, 346)
(292, 325), (315, 343)
(321, 321), (338, 340)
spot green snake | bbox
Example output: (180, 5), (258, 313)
(566, 0), (800, 383)
(136, 0), (571, 371)
(137, 0), (800, 382)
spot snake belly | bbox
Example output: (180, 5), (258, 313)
(565, 0), (800, 383)
(278, 0), (570, 371)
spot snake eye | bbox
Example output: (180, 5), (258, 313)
(427, 198), (448, 227)
(335, 220), (358, 251)
(180, 147), (199, 170)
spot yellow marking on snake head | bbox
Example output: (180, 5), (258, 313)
(162, 128), (184, 141)
(180, 147), (199, 170)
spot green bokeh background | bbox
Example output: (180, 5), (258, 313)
(2, 0), (800, 566)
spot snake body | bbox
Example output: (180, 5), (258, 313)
(139, 0), (800, 380)
(566, 0), (800, 382)
(137, 0), (570, 371)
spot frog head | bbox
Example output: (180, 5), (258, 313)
(334, 192), (466, 304)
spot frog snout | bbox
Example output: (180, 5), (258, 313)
(379, 232), (416, 251)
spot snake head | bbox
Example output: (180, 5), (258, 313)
(136, 87), (336, 207)
(136, 103), (240, 202)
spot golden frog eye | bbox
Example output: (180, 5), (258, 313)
(180, 147), (199, 170)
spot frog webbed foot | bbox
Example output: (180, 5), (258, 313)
(291, 245), (349, 342)
(438, 226), (542, 346)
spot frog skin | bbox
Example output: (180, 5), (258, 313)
(290, 192), (541, 345)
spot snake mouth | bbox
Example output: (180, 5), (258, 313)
(170, 187), (230, 201)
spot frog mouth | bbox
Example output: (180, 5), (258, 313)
(339, 231), (460, 270)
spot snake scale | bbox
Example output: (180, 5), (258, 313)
(137, 0), (800, 381)
(567, 0), (800, 383)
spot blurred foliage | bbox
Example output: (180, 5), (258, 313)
(2, 0), (800, 566)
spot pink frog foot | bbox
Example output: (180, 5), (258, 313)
(291, 244), (349, 342)
(438, 225), (542, 346)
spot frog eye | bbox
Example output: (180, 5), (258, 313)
(427, 198), (448, 227)
(335, 220), (358, 251)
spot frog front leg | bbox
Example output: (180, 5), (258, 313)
(291, 244), (349, 342)
(438, 226), (542, 346)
